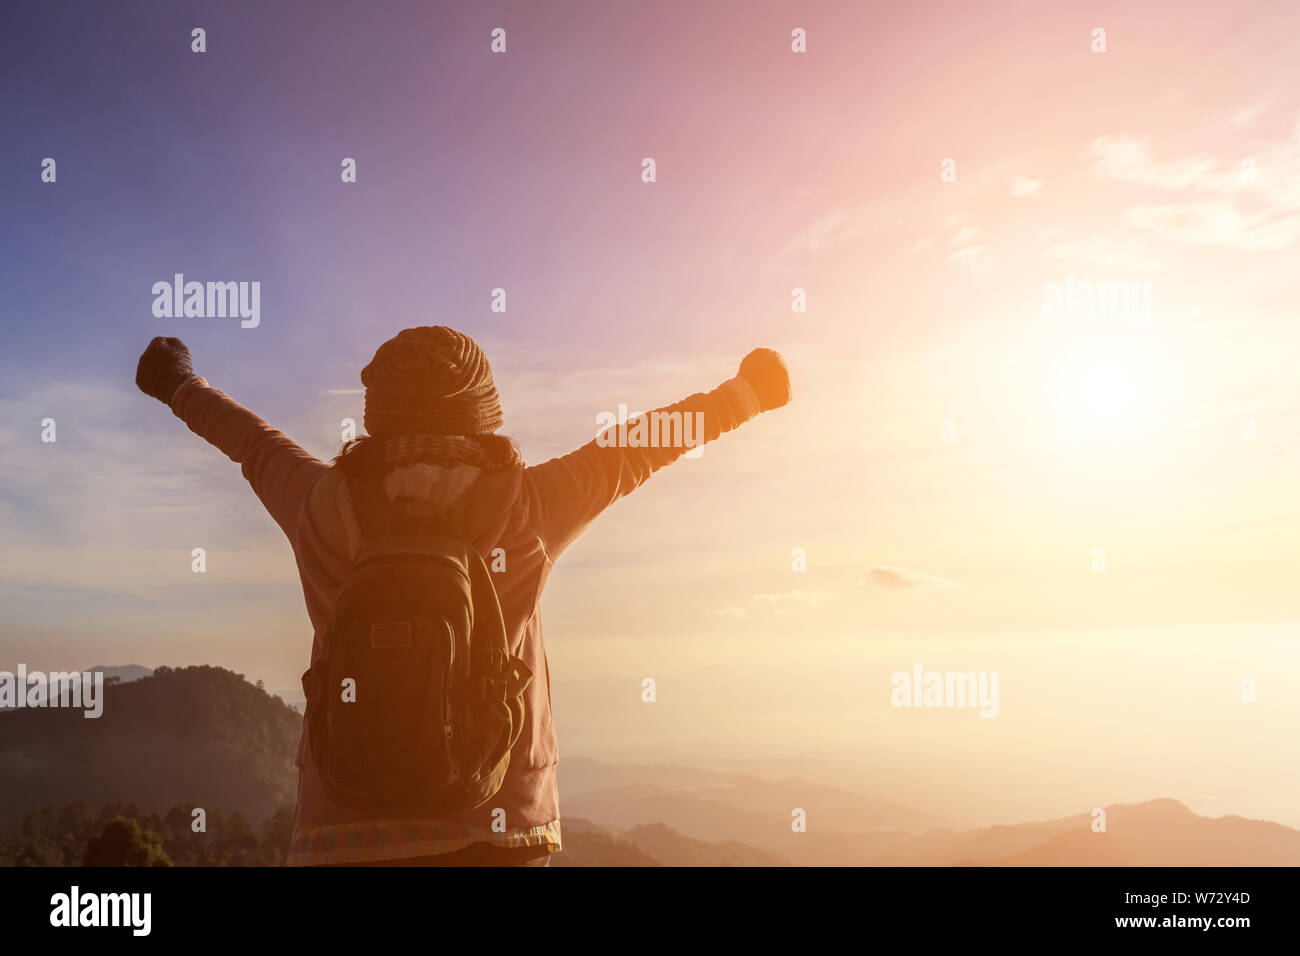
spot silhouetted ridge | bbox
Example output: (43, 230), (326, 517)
(0, 665), (299, 830)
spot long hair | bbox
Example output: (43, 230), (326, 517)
(332, 434), (524, 477)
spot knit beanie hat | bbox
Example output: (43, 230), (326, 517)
(361, 326), (504, 437)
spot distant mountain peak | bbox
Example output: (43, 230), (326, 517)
(83, 664), (153, 683)
(1125, 797), (1193, 814)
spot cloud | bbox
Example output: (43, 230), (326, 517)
(943, 215), (992, 268)
(947, 243), (991, 268)
(750, 589), (833, 616)
(713, 606), (746, 619)
(775, 205), (870, 261)
(1087, 127), (1300, 251)
(0, 380), (313, 666)
(774, 156), (1031, 267)
(1123, 201), (1300, 251)
(861, 566), (960, 591)
(1044, 233), (1163, 272)
(1011, 176), (1041, 197)
(1089, 136), (1231, 193)
(1229, 103), (1269, 129)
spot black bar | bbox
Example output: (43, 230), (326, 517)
(0, 865), (1287, 942)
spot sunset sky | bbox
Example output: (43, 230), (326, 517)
(2, 0), (1298, 830)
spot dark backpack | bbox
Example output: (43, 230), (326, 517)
(302, 474), (532, 816)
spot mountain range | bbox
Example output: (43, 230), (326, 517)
(3, 666), (1296, 865)
(0, 665), (298, 833)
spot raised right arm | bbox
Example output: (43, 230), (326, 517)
(521, 348), (791, 561)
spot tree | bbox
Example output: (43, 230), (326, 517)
(83, 816), (172, 867)
(260, 806), (295, 864)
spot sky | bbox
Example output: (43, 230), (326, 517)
(1, 0), (1298, 829)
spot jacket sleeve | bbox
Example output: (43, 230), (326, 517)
(168, 377), (329, 538)
(521, 375), (763, 561)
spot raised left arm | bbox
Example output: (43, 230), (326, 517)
(136, 337), (328, 537)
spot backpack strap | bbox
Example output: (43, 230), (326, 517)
(483, 657), (533, 702)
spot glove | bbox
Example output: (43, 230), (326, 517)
(737, 348), (791, 412)
(135, 337), (197, 404)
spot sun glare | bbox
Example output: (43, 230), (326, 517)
(1046, 340), (1168, 446)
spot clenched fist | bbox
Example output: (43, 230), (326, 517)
(135, 336), (197, 404)
(737, 348), (791, 412)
